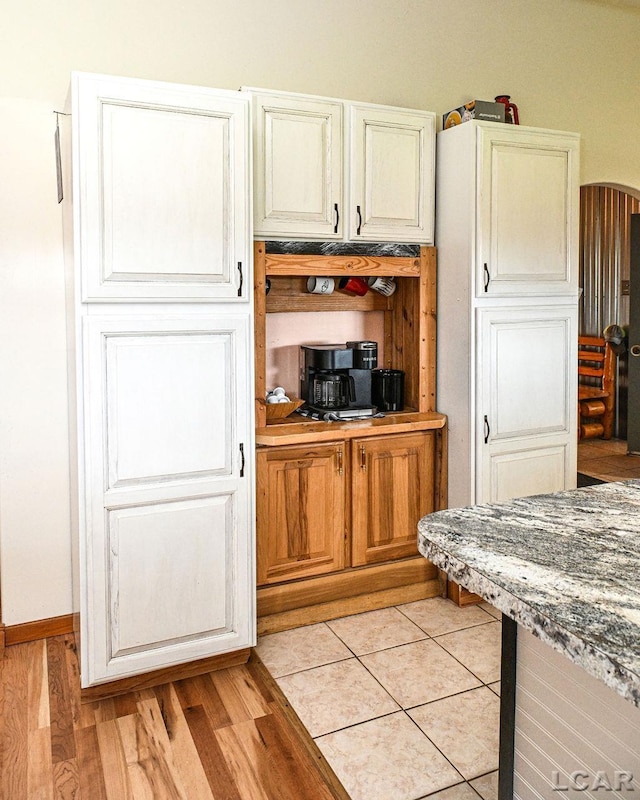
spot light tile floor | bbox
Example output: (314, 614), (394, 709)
(256, 597), (502, 800)
(578, 437), (640, 482)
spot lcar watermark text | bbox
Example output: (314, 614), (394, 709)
(552, 771), (635, 792)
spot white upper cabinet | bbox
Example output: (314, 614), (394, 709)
(245, 88), (435, 243)
(70, 73), (251, 302)
(249, 91), (343, 239)
(349, 104), (434, 243)
(476, 124), (579, 296)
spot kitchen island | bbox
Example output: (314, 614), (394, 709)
(418, 479), (640, 799)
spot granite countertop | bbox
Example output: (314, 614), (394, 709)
(417, 479), (640, 706)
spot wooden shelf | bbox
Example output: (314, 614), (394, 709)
(265, 253), (421, 277)
(256, 411), (446, 446)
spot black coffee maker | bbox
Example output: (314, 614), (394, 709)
(299, 341), (378, 419)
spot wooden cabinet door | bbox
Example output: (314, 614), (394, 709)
(80, 314), (254, 686)
(257, 442), (346, 584)
(349, 104), (435, 243)
(477, 125), (579, 296)
(250, 91), (343, 239)
(477, 305), (577, 503)
(351, 433), (436, 566)
(72, 72), (251, 302)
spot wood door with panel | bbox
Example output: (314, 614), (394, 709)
(71, 72), (251, 302)
(476, 124), (579, 297)
(349, 105), (435, 244)
(256, 442), (346, 585)
(477, 305), (577, 503)
(80, 314), (254, 687)
(351, 432), (436, 566)
(249, 91), (343, 239)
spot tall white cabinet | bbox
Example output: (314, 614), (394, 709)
(436, 121), (580, 508)
(64, 73), (255, 688)
(246, 88), (435, 243)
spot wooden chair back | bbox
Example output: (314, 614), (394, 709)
(577, 335), (616, 439)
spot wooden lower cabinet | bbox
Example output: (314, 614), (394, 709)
(257, 430), (439, 587)
(256, 442), (346, 585)
(351, 431), (436, 566)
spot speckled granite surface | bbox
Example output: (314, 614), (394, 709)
(417, 480), (640, 706)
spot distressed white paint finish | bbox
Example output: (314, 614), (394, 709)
(249, 90), (343, 239)
(79, 314), (254, 685)
(436, 121), (579, 508)
(72, 72), (251, 301)
(349, 104), (435, 243)
(514, 628), (640, 799)
(247, 88), (435, 243)
(477, 124), (580, 297)
(477, 306), (577, 503)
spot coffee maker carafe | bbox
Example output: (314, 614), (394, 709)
(300, 341), (378, 419)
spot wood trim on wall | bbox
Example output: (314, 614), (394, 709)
(5, 613), (75, 646)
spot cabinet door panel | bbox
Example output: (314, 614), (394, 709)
(74, 73), (250, 301)
(252, 93), (343, 239)
(477, 126), (579, 295)
(257, 443), (345, 584)
(350, 105), (435, 243)
(108, 496), (232, 657)
(351, 433), (435, 566)
(479, 307), (576, 442)
(482, 444), (570, 504)
(81, 314), (254, 685)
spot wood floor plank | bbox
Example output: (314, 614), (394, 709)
(172, 676), (204, 711)
(27, 640), (50, 732)
(213, 722), (272, 800)
(1, 639), (30, 798)
(52, 758), (81, 800)
(154, 683), (215, 800)
(190, 674), (234, 730)
(183, 705), (243, 800)
(95, 718), (134, 800)
(208, 665), (270, 724)
(46, 637), (77, 764)
(75, 726), (108, 800)
(27, 725), (54, 800)
(117, 707), (186, 800)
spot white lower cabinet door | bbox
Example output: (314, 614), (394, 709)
(79, 314), (254, 687)
(477, 305), (577, 504)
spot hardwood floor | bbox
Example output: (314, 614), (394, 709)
(0, 633), (349, 800)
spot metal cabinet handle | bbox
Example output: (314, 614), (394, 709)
(337, 448), (343, 476)
(239, 443), (245, 477)
(360, 444), (366, 470)
(483, 263), (490, 292)
(237, 261), (244, 297)
(334, 203), (340, 234)
(356, 205), (362, 236)
(484, 416), (491, 444)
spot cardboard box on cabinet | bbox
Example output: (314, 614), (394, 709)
(443, 100), (505, 128)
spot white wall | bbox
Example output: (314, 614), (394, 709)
(2, 0), (640, 624)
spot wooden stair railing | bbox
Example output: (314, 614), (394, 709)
(578, 335), (616, 440)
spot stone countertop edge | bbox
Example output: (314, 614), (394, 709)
(417, 533), (640, 708)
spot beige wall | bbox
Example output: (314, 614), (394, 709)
(2, 0), (640, 624)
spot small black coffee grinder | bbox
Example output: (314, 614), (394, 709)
(299, 341), (378, 419)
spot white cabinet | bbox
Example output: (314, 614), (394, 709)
(65, 73), (255, 688)
(477, 306), (577, 503)
(436, 121), (579, 508)
(71, 72), (251, 302)
(248, 91), (343, 239)
(246, 88), (435, 243)
(476, 125), (579, 297)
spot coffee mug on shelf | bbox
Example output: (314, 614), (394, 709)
(338, 276), (369, 296)
(306, 276), (335, 295)
(368, 276), (397, 296)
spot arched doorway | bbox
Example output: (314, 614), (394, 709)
(580, 184), (640, 440)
